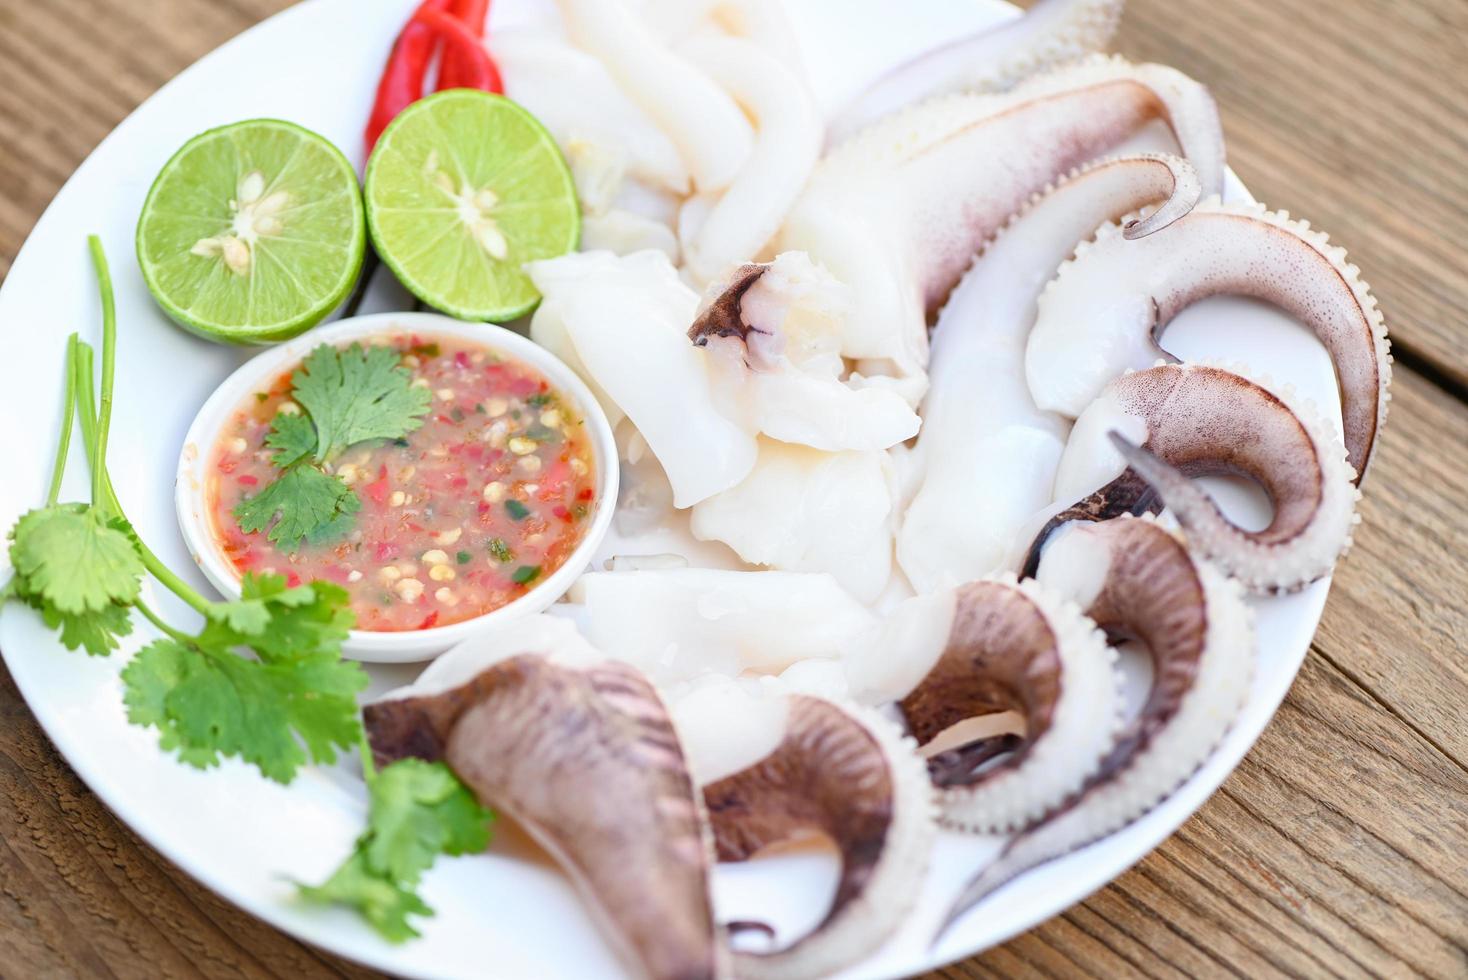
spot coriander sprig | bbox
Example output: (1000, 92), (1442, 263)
(3, 237), (368, 780)
(234, 342), (431, 551)
(2, 236), (494, 941)
(298, 751), (493, 942)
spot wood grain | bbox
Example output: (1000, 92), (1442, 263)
(1, 0), (1465, 978)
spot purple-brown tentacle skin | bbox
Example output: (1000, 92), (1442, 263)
(899, 151), (1200, 593)
(702, 696), (934, 980)
(366, 655), (720, 980)
(939, 517), (1253, 936)
(688, 262), (768, 349)
(1026, 363), (1359, 593)
(895, 577), (1118, 832)
(1027, 200), (1392, 481)
(826, 0), (1126, 145)
(778, 55), (1224, 378)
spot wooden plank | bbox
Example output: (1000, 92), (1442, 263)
(0, 667), (376, 979)
(1113, 0), (1468, 390)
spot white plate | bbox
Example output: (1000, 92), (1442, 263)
(0, 0), (1341, 977)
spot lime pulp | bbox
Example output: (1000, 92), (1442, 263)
(135, 119), (365, 344)
(364, 90), (581, 322)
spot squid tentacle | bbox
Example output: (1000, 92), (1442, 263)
(899, 152), (1201, 592)
(1026, 198), (1392, 481)
(366, 636), (723, 980)
(779, 54), (1225, 387)
(1027, 362), (1361, 593)
(939, 515), (1254, 936)
(895, 575), (1122, 832)
(703, 696), (937, 980)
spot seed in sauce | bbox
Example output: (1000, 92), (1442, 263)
(208, 334), (597, 632)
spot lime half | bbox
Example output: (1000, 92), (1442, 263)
(365, 90), (580, 321)
(136, 119), (365, 344)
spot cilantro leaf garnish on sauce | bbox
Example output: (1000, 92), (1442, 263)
(235, 464), (362, 549)
(264, 411), (317, 468)
(293, 342), (433, 460)
(232, 342), (430, 551)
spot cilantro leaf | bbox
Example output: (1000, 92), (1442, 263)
(122, 636), (368, 783)
(362, 759), (493, 882)
(122, 578), (365, 783)
(265, 412), (318, 468)
(9, 505), (143, 614)
(207, 571), (322, 636)
(202, 574), (354, 663)
(33, 594), (133, 656)
(298, 851), (432, 943)
(234, 466), (360, 552)
(298, 759), (492, 942)
(292, 343), (431, 462)
(234, 344), (430, 554)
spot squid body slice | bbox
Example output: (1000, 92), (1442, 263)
(567, 567), (878, 686)
(526, 250), (758, 508)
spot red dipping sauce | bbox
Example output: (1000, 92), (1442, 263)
(208, 334), (597, 631)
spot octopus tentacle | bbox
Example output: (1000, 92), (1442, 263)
(894, 575), (1121, 831)
(779, 54), (1225, 388)
(828, 0), (1125, 144)
(1027, 363), (1360, 592)
(365, 619), (720, 980)
(702, 696), (936, 980)
(1026, 198), (1392, 481)
(898, 152), (1201, 592)
(940, 516), (1254, 932)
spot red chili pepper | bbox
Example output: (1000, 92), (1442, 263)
(439, 0), (494, 91)
(415, 7), (502, 93)
(364, 464), (390, 505)
(365, 0), (451, 154)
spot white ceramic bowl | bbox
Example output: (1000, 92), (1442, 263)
(175, 312), (619, 663)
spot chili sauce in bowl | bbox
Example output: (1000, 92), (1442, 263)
(177, 313), (618, 662)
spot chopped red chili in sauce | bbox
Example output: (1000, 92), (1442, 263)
(208, 334), (596, 631)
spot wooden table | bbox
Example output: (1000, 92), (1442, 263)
(1, 0), (1464, 976)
